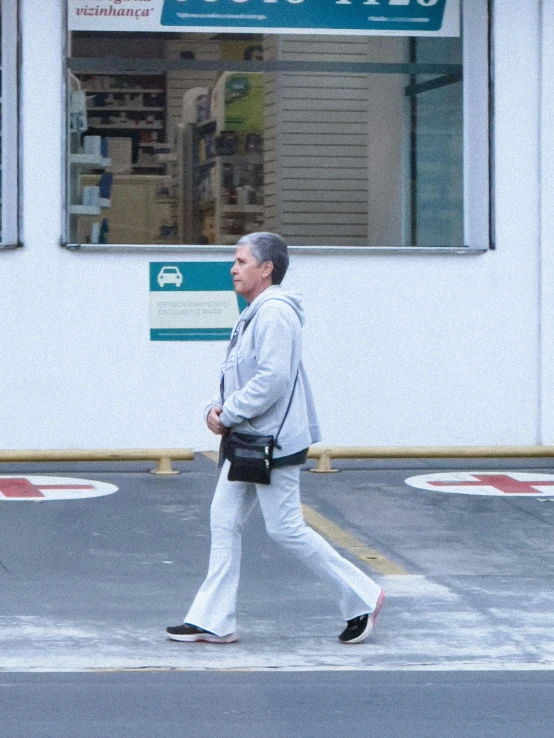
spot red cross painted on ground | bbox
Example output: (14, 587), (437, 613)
(0, 478), (95, 499)
(428, 474), (554, 494)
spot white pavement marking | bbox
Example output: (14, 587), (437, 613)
(0, 476), (118, 501)
(2, 576), (554, 672)
(405, 471), (554, 496)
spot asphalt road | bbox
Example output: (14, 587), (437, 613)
(1, 671), (552, 738)
(0, 455), (553, 735)
(1, 455), (553, 670)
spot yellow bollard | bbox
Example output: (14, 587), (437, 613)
(150, 455), (181, 475)
(309, 450), (339, 473)
(0, 448), (194, 475)
(305, 444), (554, 472)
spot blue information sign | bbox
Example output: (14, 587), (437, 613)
(161, 0), (455, 35)
(150, 262), (246, 342)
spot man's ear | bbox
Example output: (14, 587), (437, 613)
(261, 261), (274, 281)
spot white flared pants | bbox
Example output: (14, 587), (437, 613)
(184, 461), (382, 637)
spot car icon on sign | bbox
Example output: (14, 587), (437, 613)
(158, 266), (183, 288)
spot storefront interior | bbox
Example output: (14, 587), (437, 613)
(67, 30), (464, 248)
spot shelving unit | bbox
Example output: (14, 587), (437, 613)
(67, 78), (112, 243)
(67, 72), (181, 244)
(79, 173), (179, 245)
(70, 204), (103, 216)
(70, 154), (111, 167)
(78, 73), (167, 173)
(183, 121), (264, 244)
(68, 155), (112, 236)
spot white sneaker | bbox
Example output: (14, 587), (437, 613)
(166, 623), (238, 643)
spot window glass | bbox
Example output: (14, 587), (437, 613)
(408, 37), (463, 246)
(65, 5), (486, 249)
(1, 0), (19, 246)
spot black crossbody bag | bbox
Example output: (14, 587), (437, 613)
(224, 373), (299, 485)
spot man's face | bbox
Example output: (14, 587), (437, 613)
(231, 244), (272, 303)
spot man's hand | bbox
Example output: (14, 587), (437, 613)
(207, 406), (227, 436)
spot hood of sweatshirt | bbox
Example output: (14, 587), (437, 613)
(239, 285), (305, 328)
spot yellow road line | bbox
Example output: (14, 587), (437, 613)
(201, 450), (407, 576)
(301, 504), (408, 576)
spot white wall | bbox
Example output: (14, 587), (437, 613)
(5, 0), (547, 451)
(540, 0), (554, 444)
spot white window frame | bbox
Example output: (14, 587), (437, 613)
(463, 0), (491, 251)
(63, 0), (490, 255)
(1, 0), (20, 247)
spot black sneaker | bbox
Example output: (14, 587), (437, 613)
(339, 589), (385, 644)
(166, 623), (238, 644)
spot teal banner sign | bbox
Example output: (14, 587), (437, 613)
(161, 0), (458, 35)
(69, 0), (459, 36)
(149, 262), (246, 341)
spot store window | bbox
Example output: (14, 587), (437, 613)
(1, 0), (19, 247)
(65, 0), (488, 250)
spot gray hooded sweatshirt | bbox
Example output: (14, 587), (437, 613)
(206, 285), (321, 460)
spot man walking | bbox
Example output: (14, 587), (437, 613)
(166, 232), (384, 645)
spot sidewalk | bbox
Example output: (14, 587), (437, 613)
(0, 455), (553, 671)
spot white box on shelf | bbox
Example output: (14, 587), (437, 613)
(83, 135), (102, 156)
(82, 186), (100, 207)
(106, 137), (133, 174)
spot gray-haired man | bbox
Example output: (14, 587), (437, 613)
(167, 232), (384, 644)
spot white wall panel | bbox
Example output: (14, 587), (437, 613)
(540, 0), (554, 443)
(0, 0), (542, 452)
(269, 38), (370, 246)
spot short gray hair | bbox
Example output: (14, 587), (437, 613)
(237, 232), (289, 285)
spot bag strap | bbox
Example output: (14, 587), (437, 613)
(274, 370), (299, 449)
(221, 367), (299, 449)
